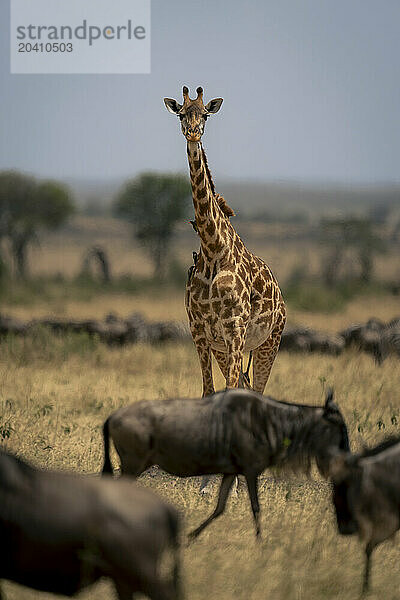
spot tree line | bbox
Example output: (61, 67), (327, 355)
(0, 170), (392, 285)
(0, 170), (191, 280)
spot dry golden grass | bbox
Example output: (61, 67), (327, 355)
(0, 329), (399, 600)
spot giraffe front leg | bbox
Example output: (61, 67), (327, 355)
(252, 314), (285, 394)
(212, 349), (228, 379)
(191, 329), (215, 397)
(223, 322), (246, 389)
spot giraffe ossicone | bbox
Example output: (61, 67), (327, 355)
(164, 85), (286, 396)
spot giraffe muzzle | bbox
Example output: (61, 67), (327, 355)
(185, 124), (202, 141)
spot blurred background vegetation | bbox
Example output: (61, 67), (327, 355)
(0, 168), (399, 323)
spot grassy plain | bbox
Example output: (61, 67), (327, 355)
(0, 317), (399, 600)
(0, 215), (399, 599)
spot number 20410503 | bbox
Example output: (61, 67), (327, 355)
(18, 42), (73, 52)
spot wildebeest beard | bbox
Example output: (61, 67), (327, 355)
(282, 418), (349, 477)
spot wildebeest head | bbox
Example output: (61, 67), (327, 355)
(277, 388), (350, 478)
(329, 435), (400, 537)
(313, 388), (350, 478)
(329, 452), (361, 535)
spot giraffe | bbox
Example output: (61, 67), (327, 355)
(164, 85), (286, 397)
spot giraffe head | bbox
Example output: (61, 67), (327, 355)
(164, 86), (223, 142)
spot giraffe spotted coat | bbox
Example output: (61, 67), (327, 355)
(165, 86), (286, 396)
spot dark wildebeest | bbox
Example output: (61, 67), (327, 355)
(0, 449), (180, 600)
(330, 436), (400, 594)
(102, 388), (349, 539)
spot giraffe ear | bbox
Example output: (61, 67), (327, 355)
(164, 98), (183, 115)
(205, 98), (223, 114)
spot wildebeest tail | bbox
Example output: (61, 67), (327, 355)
(102, 417), (113, 475)
(167, 507), (181, 599)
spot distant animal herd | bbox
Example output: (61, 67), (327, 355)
(1, 88), (398, 599)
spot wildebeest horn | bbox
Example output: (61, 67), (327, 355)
(325, 387), (335, 408)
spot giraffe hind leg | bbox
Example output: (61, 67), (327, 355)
(252, 317), (285, 394)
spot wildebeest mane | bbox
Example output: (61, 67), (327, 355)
(261, 394), (323, 411)
(219, 392), (327, 475)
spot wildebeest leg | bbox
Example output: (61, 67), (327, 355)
(362, 542), (374, 595)
(114, 581), (133, 599)
(252, 314), (285, 393)
(115, 575), (176, 600)
(199, 475), (213, 493)
(245, 473), (261, 537)
(119, 456), (152, 478)
(189, 474), (235, 540)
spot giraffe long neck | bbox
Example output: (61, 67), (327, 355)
(187, 141), (230, 260)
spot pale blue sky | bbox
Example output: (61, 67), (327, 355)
(1, 0), (399, 184)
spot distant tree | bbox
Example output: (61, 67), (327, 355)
(114, 172), (191, 279)
(391, 217), (400, 244)
(0, 171), (75, 278)
(320, 216), (385, 285)
(369, 202), (391, 225)
(81, 245), (112, 283)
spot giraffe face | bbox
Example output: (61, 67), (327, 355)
(164, 86), (223, 142)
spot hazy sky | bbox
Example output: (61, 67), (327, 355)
(1, 0), (399, 184)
